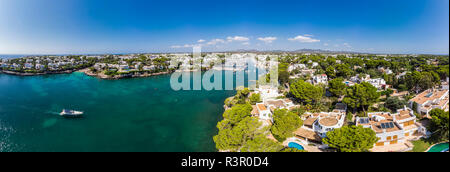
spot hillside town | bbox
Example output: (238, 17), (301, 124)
(213, 53), (449, 152)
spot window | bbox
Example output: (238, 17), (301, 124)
(376, 142), (384, 146)
(393, 135), (398, 139)
(387, 136), (392, 140)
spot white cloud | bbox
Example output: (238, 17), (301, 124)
(170, 44), (197, 48)
(288, 35), (320, 43)
(207, 39), (225, 45)
(242, 42), (250, 45)
(227, 36), (250, 42)
(197, 39), (206, 43)
(171, 45), (182, 48)
(323, 43), (329, 46)
(257, 37), (277, 44)
(343, 43), (351, 48)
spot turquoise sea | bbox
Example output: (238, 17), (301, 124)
(0, 71), (256, 152)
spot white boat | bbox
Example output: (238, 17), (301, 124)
(60, 109), (84, 118)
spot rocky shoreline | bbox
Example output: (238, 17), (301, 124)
(1, 68), (174, 79)
(79, 68), (174, 80)
(0, 70), (75, 76)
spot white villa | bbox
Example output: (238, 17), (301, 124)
(356, 107), (428, 147)
(409, 88), (449, 116)
(312, 74), (328, 85)
(293, 111), (346, 143)
(366, 78), (387, 90)
(254, 85), (282, 102)
(254, 103), (272, 121)
(288, 64), (306, 72)
(349, 74), (386, 90)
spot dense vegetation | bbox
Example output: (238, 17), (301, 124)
(322, 125), (378, 152)
(214, 53), (449, 152)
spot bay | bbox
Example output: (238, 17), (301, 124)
(0, 70), (258, 152)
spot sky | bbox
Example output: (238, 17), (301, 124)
(0, 0), (448, 54)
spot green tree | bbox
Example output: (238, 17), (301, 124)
(429, 109), (449, 141)
(343, 82), (380, 112)
(240, 135), (283, 152)
(381, 89), (394, 98)
(278, 63), (290, 85)
(213, 116), (263, 151)
(271, 109), (303, 141)
(234, 88), (250, 104)
(222, 103), (253, 125)
(249, 93), (261, 105)
(290, 80), (324, 104)
(335, 64), (353, 78)
(418, 72), (434, 91)
(325, 66), (336, 79)
(328, 78), (346, 97)
(384, 97), (407, 112)
(322, 125), (378, 152)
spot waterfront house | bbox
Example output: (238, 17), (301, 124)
(47, 63), (59, 70)
(143, 65), (156, 71)
(255, 85), (282, 102)
(409, 88), (449, 116)
(293, 111), (345, 144)
(12, 63), (21, 69)
(24, 63), (33, 69)
(356, 107), (428, 147)
(0, 63), (9, 68)
(119, 65), (130, 71)
(94, 63), (107, 70)
(255, 103), (272, 121)
(35, 64), (45, 70)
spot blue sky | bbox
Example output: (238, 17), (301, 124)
(0, 0), (448, 54)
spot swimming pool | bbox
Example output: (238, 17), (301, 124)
(427, 142), (449, 152)
(288, 142), (305, 150)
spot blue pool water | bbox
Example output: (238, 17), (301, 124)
(288, 142), (304, 150)
(427, 143), (449, 152)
